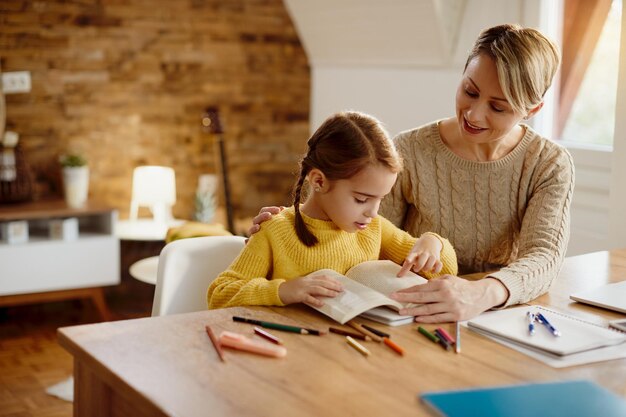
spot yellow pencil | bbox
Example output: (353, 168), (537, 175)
(346, 336), (371, 357)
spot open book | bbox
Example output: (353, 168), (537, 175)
(306, 260), (427, 325)
(467, 305), (626, 357)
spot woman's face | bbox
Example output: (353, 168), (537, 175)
(455, 53), (526, 145)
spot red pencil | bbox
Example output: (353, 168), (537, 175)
(254, 326), (283, 345)
(205, 325), (226, 362)
(435, 327), (455, 344)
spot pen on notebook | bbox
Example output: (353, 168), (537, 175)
(205, 325), (226, 362)
(455, 322), (461, 354)
(361, 324), (390, 339)
(417, 326), (440, 344)
(232, 316), (325, 336)
(253, 327), (283, 345)
(383, 337), (404, 356)
(347, 321), (383, 342)
(329, 326), (371, 341)
(346, 336), (371, 356)
(527, 311), (536, 335)
(536, 312), (561, 337)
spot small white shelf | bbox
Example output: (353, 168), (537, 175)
(0, 200), (120, 297)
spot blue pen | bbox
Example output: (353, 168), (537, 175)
(526, 311), (536, 335)
(536, 312), (561, 337)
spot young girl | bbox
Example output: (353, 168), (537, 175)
(207, 111), (457, 309)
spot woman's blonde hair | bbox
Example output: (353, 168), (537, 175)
(466, 23), (561, 115)
(292, 111), (402, 247)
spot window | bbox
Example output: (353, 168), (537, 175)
(559, 0), (622, 148)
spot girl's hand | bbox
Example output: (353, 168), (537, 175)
(278, 273), (344, 307)
(389, 275), (509, 322)
(247, 206), (284, 236)
(397, 233), (443, 277)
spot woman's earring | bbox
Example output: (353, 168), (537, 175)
(314, 187), (321, 192)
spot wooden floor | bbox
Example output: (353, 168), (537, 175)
(0, 276), (155, 417)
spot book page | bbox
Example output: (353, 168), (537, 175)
(306, 269), (403, 324)
(345, 260), (427, 308)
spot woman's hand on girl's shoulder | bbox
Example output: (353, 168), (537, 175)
(247, 206), (285, 236)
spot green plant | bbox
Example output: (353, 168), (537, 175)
(59, 154), (87, 167)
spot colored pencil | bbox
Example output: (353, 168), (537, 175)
(347, 321), (382, 342)
(205, 325), (226, 362)
(329, 326), (371, 341)
(346, 336), (371, 356)
(435, 327), (455, 344)
(383, 337), (404, 356)
(455, 321), (461, 354)
(417, 326), (440, 344)
(233, 316), (325, 335)
(253, 326), (283, 345)
(361, 324), (390, 338)
(434, 330), (452, 351)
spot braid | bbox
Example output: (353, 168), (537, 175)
(293, 166), (318, 247)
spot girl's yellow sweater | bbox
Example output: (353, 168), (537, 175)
(207, 206), (457, 309)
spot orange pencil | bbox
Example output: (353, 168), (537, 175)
(205, 325), (226, 362)
(383, 337), (404, 356)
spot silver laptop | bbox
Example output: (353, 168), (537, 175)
(570, 281), (626, 314)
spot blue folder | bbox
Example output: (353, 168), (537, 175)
(420, 380), (626, 417)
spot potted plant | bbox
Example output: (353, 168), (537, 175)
(59, 153), (89, 208)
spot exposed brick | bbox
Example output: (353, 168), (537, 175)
(2, 0), (310, 223)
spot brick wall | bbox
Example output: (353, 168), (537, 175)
(0, 0), (310, 223)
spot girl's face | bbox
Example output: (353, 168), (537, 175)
(455, 53), (526, 144)
(314, 164), (397, 233)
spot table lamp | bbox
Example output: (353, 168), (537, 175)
(130, 165), (176, 224)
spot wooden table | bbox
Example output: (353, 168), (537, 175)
(58, 249), (626, 417)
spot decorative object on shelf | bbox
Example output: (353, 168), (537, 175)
(0, 220), (28, 244)
(0, 131), (34, 204)
(49, 217), (79, 241)
(201, 107), (234, 233)
(194, 174), (217, 223)
(60, 153), (89, 208)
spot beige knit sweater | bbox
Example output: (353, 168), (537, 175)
(380, 121), (575, 307)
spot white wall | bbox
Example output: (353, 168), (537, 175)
(287, 0), (533, 137)
(312, 67), (460, 137)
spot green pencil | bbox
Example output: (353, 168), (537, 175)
(232, 316), (324, 335)
(418, 326), (440, 344)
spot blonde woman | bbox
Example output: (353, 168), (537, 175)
(251, 24), (574, 322)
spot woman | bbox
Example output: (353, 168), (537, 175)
(250, 24), (574, 322)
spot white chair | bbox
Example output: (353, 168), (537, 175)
(130, 166), (176, 224)
(151, 235), (246, 316)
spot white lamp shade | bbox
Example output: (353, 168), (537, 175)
(132, 166), (176, 205)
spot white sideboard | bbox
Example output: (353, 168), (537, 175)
(0, 200), (120, 319)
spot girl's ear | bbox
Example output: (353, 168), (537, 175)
(307, 168), (327, 193)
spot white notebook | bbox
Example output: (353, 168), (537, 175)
(570, 281), (626, 314)
(467, 305), (626, 356)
